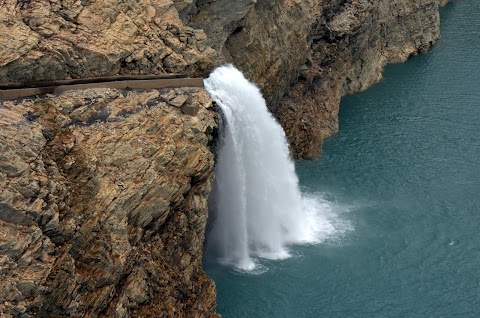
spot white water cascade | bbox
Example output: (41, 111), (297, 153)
(205, 65), (339, 271)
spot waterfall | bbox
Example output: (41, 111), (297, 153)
(205, 65), (338, 271)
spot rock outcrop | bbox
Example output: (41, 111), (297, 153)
(0, 0), (451, 159)
(0, 88), (218, 317)
(0, 0), (216, 82)
(0, 0), (452, 316)
(275, 0), (449, 158)
(190, 0), (451, 158)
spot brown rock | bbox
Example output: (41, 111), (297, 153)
(181, 103), (200, 116)
(191, 0), (449, 158)
(0, 87), (218, 317)
(273, 0), (446, 158)
(169, 95), (189, 107)
(161, 90), (177, 102)
(0, 0), (217, 83)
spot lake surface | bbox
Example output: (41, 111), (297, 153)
(205, 1), (480, 317)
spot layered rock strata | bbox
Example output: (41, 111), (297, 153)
(0, 88), (218, 317)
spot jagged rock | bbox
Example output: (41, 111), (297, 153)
(0, 0), (453, 316)
(0, 0), (217, 82)
(190, 0), (451, 158)
(160, 90), (177, 102)
(0, 87), (219, 317)
(181, 103), (200, 116)
(170, 95), (189, 107)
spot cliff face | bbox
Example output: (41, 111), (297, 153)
(0, 2), (221, 316)
(0, 88), (218, 317)
(189, 0), (449, 158)
(0, 0), (449, 158)
(275, 0), (447, 158)
(0, 0), (451, 316)
(0, 0), (216, 82)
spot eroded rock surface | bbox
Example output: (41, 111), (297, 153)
(0, 0), (216, 82)
(0, 0), (454, 316)
(275, 0), (449, 158)
(1, 0), (451, 159)
(0, 88), (218, 317)
(191, 0), (451, 158)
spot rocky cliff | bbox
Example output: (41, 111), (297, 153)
(0, 0), (451, 158)
(0, 0), (216, 81)
(0, 0), (451, 316)
(0, 88), (218, 317)
(190, 0), (451, 158)
(0, 1), (222, 316)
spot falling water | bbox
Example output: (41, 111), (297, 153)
(205, 65), (339, 271)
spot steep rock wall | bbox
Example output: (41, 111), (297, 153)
(0, 88), (218, 317)
(0, 2), (221, 316)
(0, 0), (453, 316)
(276, 0), (448, 158)
(190, 0), (451, 158)
(0, 0), (216, 82)
(0, 0), (451, 158)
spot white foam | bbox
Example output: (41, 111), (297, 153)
(205, 65), (351, 272)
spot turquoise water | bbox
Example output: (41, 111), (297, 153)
(205, 1), (480, 317)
